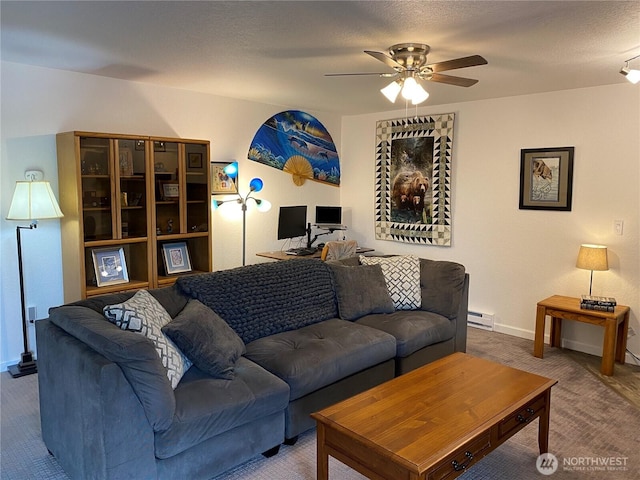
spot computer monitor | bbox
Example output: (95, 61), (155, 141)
(315, 206), (342, 227)
(277, 206), (307, 240)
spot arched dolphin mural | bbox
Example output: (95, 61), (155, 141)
(247, 110), (340, 186)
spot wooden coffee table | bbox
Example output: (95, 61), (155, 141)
(312, 352), (557, 480)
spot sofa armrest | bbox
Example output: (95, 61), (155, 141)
(36, 319), (157, 479)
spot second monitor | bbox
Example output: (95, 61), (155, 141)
(314, 206), (343, 229)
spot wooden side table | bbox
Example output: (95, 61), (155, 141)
(534, 295), (630, 376)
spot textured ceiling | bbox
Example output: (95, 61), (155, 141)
(2, 1), (639, 115)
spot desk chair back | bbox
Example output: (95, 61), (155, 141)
(320, 240), (358, 261)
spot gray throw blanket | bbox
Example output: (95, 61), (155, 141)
(176, 260), (338, 343)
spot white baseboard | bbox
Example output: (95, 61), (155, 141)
(490, 322), (640, 367)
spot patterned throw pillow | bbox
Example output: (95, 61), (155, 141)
(104, 290), (191, 389)
(359, 255), (421, 310)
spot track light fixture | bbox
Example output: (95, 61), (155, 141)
(620, 54), (640, 84)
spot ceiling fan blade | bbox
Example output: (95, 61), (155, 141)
(427, 73), (479, 87)
(425, 55), (488, 73)
(324, 72), (395, 77)
(364, 50), (404, 70)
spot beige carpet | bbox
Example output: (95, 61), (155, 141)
(2, 328), (639, 479)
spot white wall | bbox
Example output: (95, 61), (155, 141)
(0, 62), (341, 369)
(341, 84), (640, 360)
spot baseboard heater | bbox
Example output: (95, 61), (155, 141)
(467, 311), (495, 331)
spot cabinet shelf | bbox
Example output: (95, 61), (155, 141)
(155, 231), (209, 240)
(83, 207), (111, 212)
(86, 279), (150, 297)
(85, 237), (149, 248)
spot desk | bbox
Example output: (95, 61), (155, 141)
(533, 295), (630, 376)
(256, 247), (374, 261)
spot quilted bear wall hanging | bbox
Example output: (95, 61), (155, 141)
(375, 113), (454, 246)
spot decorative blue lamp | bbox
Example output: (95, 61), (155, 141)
(212, 163), (270, 266)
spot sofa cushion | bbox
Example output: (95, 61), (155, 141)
(419, 258), (467, 319)
(244, 319), (396, 400)
(154, 357), (289, 459)
(328, 263), (394, 320)
(162, 299), (246, 380)
(360, 255), (421, 310)
(356, 310), (455, 357)
(176, 259), (338, 343)
(104, 290), (191, 389)
(47, 305), (176, 432)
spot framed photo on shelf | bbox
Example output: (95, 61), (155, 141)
(159, 181), (180, 200)
(162, 242), (192, 275)
(118, 147), (134, 176)
(188, 153), (203, 169)
(210, 162), (238, 194)
(519, 146), (574, 211)
(92, 247), (129, 287)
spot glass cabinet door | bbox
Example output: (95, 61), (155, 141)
(185, 143), (209, 233)
(116, 138), (148, 239)
(80, 137), (112, 241)
(153, 141), (180, 235)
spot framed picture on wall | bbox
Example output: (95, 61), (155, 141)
(210, 162), (238, 194)
(92, 247), (129, 287)
(519, 146), (574, 211)
(162, 242), (192, 275)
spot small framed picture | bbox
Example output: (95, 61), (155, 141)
(118, 147), (134, 176)
(92, 247), (129, 287)
(160, 181), (180, 200)
(162, 242), (192, 275)
(188, 153), (203, 169)
(519, 146), (574, 211)
(211, 162), (238, 194)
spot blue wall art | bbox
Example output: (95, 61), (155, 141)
(248, 110), (340, 186)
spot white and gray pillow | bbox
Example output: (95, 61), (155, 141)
(104, 289), (191, 389)
(359, 255), (421, 310)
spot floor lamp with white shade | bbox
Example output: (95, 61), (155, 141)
(5, 170), (64, 378)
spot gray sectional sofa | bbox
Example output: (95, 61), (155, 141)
(36, 255), (468, 479)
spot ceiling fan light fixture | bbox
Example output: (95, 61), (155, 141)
(381, 80), (402, 103)
(411, 84), (430, 105)
(401, 76), (418, 100)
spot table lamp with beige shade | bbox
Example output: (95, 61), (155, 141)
(576, 244), (608, 296)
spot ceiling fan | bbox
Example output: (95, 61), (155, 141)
(326, 43), (488, 104)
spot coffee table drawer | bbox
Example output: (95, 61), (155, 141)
(498, 393), (546, 440)
(428, 432), (492, 480)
